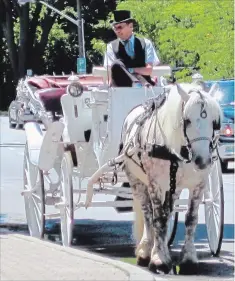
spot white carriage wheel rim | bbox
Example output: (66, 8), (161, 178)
(23, 144), (45, 238)
(204, 159), (224, 255)
(60, 151), (74, 247)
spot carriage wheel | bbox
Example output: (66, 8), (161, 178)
(167, 212), (178, 246)
(60, 151), (74, 247)
(23, 143), (45, 238)
(204, 158), (224, 256)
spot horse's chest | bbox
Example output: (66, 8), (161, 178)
(177, 163), (207, 189)
(141, 154), (205, 190)
(141, 155), (174, 189)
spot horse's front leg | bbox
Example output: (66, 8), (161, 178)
(132, 185), (154, 267)
(179, 184), (204, 274)
(148, 183), (172, 274)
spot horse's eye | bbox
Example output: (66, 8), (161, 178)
(184, 119), (191, 127)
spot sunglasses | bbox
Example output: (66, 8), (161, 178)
(113, 24), (127, 31)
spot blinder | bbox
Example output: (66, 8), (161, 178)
(213, 118), (221, 131)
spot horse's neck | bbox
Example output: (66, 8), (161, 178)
(157, 92), (185, 153)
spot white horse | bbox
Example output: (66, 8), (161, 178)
(120, 83), (222, 274)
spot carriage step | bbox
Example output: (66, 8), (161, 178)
(174, 206), (188, 212)
(44, 212), (60, 218)
(45, 196), (60, 205)
(76, 200), (133, 209)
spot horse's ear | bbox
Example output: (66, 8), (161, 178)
(176, 84), (190, 102)
(208, 83), (219, 97)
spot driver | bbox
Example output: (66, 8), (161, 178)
(103, 10), (160, 87)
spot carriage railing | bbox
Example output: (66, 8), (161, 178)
(24, 79), (54, 127)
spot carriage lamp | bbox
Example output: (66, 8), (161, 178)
(67, 82), (83, 97)
(220, 124), (233, 137)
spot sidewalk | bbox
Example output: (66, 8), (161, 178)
(0, 230), (159, 281)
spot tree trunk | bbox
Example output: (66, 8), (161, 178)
(32, 11), (56, 74)
(1, 0), (18, 81)
(18, 3), (29, 78)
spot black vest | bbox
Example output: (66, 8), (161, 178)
(111, 37), (155, 85)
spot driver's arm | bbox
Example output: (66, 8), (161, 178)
(133, 39), (160, 76)
(103, 43), (115, 68)
(133, 64), (153, 76)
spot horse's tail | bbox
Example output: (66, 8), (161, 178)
(133, 196), (144, 245)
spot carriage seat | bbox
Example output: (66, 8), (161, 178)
(92, 65), (172, 86)
(29, 75), (105, 113)
(27, 77), (51, 89)
(35, 88), (66, 112)
(27, 75), (105, 90)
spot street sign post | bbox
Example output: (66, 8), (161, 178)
(77, 57), (86, 74)
(26, 69), (33, 76)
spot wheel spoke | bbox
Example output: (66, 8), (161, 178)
(205, 159), (223, 255)
(23, 144), (45, 239)
(33, 203), (42, 231)
(32, 194), (42, 214)
(60, 152), (74, 246)
(32, 190), (43, 202)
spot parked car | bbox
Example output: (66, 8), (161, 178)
(8, 99), (32, 129)
(8, 99), (24, 129)
(205, 79), (234, 172)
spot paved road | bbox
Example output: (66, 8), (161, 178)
(0, 116), (234, 279)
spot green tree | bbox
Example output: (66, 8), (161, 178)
(0, 0), (116, 109)
(93, 0), (234, 80)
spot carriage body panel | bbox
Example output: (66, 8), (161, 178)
(92, 87), (162, 167)
(61, 91), (92, 143)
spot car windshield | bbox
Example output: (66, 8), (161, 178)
(205, 80), (234, 106)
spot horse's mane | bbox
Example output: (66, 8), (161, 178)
(157, 83), (222, 154)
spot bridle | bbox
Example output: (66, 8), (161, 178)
(181, 89), (220, 163)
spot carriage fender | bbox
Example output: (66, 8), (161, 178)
(24, 122), (44, 166)
(38, 121), (64, 171)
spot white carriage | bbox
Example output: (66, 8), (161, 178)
(21, 66), (224, 257)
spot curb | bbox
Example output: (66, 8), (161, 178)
(11, 234), (161, 281)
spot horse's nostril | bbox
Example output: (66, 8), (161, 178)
(194, 156), (210, 170)
(195, 156), (203, 166)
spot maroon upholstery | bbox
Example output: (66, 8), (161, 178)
(27, 75), (104, 89)
(29, 75), (105, 113)
(37, 88), (65, 100)
(35, 88), (66, 112)
(27, 77), (50, 89)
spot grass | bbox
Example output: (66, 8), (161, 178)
(120, 257), (180, 274)
(120, 257), (137, 265)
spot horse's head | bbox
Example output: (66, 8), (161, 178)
(177, 83), (222, 170)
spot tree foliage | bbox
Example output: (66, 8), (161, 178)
(0, 0), (116, 109)
(0, 0), (233, 109)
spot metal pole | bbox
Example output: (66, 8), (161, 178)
(39, 1), (78, 26)
(76, 0), (84, 58)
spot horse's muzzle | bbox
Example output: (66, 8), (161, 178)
(194, 155), (212, 170)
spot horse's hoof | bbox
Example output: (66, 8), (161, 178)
(136, 256), (150, 267)
(178, 262), (199, 275)
(148, 261), (172, 274)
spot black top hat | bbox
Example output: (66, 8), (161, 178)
(110, 10), (135, 25)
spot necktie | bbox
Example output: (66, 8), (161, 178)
(124, 40), (134, 58)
